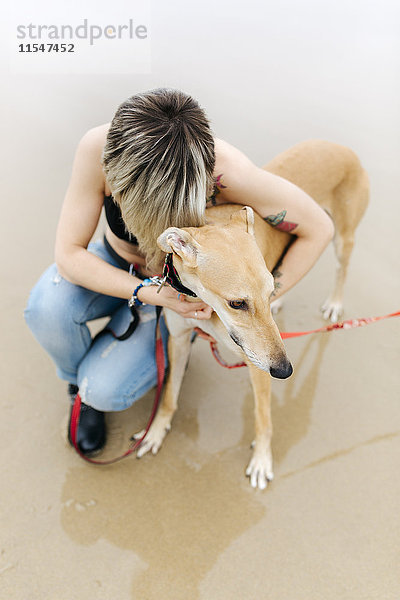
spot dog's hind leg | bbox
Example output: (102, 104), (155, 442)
(321, 167), (369, 322)
(321, 231), (355, 322)
(245, 363), (274, 490)
(135, 329), (193, 458)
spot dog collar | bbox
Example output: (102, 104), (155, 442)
(161, 253), (197, 297)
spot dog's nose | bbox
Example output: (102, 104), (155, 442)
(270, 361), (293, 379)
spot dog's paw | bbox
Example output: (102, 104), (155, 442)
(133, 415), (172, 458)
(321, 298), (343, 323)
(246, 452), (274, 490)
(270, 297), (283, 315)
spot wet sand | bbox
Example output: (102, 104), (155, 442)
(2, 2), (400, 597)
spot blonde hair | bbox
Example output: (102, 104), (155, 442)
(102, 88), (215, 270)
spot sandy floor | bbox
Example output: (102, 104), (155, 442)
(2, 3), (400, 592)
(2, 170), (400, 598)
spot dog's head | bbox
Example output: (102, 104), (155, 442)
(157, 206), (292, 379)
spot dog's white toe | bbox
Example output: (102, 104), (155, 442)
(270, 297), (284, 315)
(134, 417), (171, 458)
(246, 453), (274, 490)
(321, 299), (343, 323)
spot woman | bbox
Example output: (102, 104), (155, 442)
(25, 88), (333, 456)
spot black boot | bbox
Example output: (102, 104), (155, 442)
(67, 384), (106, 456)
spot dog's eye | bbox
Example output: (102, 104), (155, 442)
(228, 300), (248, 310)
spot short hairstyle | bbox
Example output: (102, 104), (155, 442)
(102, 88), (215, 270)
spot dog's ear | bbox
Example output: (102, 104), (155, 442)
(157, 227), (199, 267)
(229, 206), (255, 235)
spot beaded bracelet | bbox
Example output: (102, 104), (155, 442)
(128, 278), (157, 308)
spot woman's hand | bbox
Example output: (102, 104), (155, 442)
(138, 284), (213, 320)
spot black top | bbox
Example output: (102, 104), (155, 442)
(103, 195), (138, 245)
(104, 184), (218, 246)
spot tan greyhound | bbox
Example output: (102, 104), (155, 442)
(135, 140), (369, 489)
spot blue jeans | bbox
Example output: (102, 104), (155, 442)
(24, 239), (169, 412)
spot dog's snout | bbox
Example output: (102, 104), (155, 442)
(270, 360), (293, 379)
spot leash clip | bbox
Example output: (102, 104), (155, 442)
(155, 253), (171, 294)
(156, 276), (167, 294)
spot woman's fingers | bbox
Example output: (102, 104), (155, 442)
(159, 287), (212, 319)
(181, 302), (211, 318)
(193, 305), (213, 320)
(175, 299), (212, 320)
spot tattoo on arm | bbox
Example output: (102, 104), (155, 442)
(206, 174), (227, 207)
(264, 209), (298, 233)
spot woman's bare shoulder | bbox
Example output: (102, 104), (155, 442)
(74, 123), (111, 192)
(213, 137), (228, 164)
(79, 122), (111, 152)
(213, 137), (251, 172)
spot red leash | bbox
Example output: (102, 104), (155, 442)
(69, 309), (166, 465)
(193, 329), (247, 369)
(196, 310), (400, 369)
(279, 310), (400, 339)
(70, 308), (399, 463)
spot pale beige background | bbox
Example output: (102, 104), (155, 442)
(1, 1), (399, 598)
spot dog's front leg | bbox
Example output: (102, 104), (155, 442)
(135, 329), (193, 458)
(245, 363), (274, 490)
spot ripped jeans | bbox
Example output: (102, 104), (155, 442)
(24, 239), (169, 411)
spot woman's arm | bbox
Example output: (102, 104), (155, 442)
(54, 127), (212, 319)
(213, 139), (335, 299)
(55, 126), (139, 299)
